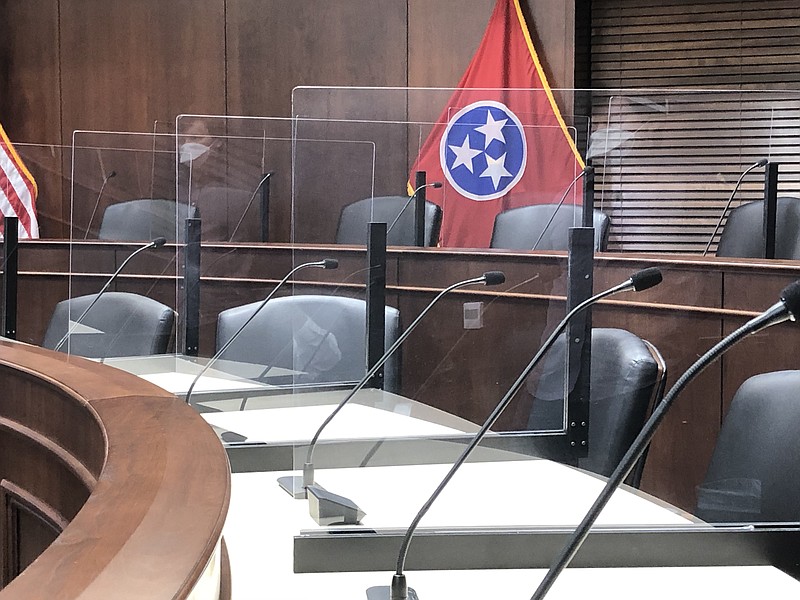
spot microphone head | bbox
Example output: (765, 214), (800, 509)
(431, 182), (443, 189)
(630, 267), (662, 292)
(151, 237), (168, 248)
(482, 271), (506, 286)
(756, 158), (769, 167)
(107, 170), (117, 179)
(322, 259), (339, 270)
(780, 280), (800, 321)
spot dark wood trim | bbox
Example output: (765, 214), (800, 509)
(1, 479), (66, 588)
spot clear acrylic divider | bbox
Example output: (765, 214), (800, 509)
(165, 114), (574, 495)
(266, 87), (800, 571)
(64, 130), (181, 359)
(593, 89), (800, 254)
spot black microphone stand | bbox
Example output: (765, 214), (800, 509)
(385, 182), (443, 239)
(228, 172), (274, 242)
(54, 237), (167, 352)
(531, 167), (590, 251)
(385, 268), (663, 600)
(530, 279), (800, 599)
(702, 158), (768, 256)
(277, 271), (506, 502)
(184, 258), (338, 406)
(83, 170), (117, 239)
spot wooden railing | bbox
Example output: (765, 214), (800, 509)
(0, 340), (230, 599)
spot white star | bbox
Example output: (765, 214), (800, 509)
(480, 153), (513, 190)
(475, 111), (508, 148)
(448, 137), (483, 173)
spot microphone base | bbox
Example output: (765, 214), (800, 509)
(306, 484), (365, 526)
(366, 586), (419, 600)
(277, 475), (307, 499)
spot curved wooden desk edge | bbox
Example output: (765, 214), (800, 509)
(0, 341), (231, 600)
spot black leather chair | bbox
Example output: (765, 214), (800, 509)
(335, 196), (442, 247)
(527, 328), (665, 485)
(42, 292), (176, 358)
(98, 198), (199, 243)
(216, 295), (401, 392)
(490, 204), (611, 251)
(716, 197), (800, 259)
(695, 370), (800, 523)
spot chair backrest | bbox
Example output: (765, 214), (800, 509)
(42, 292), (176, 358)
(98, 198), (199, 243)
(216, 295), (401, 392)
(335, 196), (442, 247)
(527, 328), (665, 483)
(716, 196), (800, 259)
(490, 203), (611, 251)
(696, 370), (800, 523)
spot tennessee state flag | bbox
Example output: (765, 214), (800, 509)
(410, 0), (584, 247)
(0, 123), (39, 239)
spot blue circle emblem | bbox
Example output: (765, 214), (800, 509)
(439, 101), (527, 201)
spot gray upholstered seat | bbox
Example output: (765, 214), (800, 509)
(42, 292), (176, 358)
(490, 203), (610, 251)
(527, 328), (665, 486)
(98, 198), (199, 243)
(716, 197), (800, 259)
(696, 370), (800, 523)
(216, 295), (401, 392)
(335, 196), (442, 247)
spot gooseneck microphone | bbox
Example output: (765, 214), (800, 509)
(385, 182), (443, 237)
(386, 267), (663, 600)
(531, 166), (591, 251)
(83, 170), (117, 239)
(702, 158), (768, 256)
(54, 237), (168, 352)
(228, 171), (275, 241)
(184, 258), (338, 405)
(531, 279), (800, 600)
(279, 271), (506, 500)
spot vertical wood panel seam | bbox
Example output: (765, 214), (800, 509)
(224, 0), (229, 116)
(56, 0), (66, 237)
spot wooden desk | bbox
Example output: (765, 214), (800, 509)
(14, 240), (800, 512)
(0, 340), (230, 599)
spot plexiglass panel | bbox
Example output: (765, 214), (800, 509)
(51, 89), (800, 554)
(167, 114), (574, 478)
(65, 130), (182, 358)
(265, 87), (800, 548)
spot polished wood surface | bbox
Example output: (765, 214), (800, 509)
(0, 340), (230, 598)
(11, 240), (800, 513)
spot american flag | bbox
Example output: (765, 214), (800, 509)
(0, 123), (39, 239)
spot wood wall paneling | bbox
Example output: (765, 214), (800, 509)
(0, 1), (63, 237)
(59, 0), (226, 137)
(0, 1), (61, 143)
(227, 0), (408, 117)
(407, 0), (494, 88)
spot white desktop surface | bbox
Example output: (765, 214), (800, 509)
(100, 354), (277, 396)
(222, 461), (800, 599)
(142, 371), (266, 395)
(203, 403), (468, 445)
